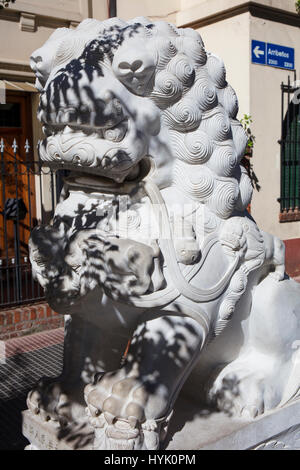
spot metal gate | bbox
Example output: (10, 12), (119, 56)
(279, 75), (300, 222)
(0, 138), (58, 307)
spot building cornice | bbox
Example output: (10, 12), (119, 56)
(3, 0), (83, 24)
(0, 59), (35, 82)
(0, 6), (79, 30)
(178, 1), (300, 29)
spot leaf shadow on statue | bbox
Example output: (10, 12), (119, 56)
(28, 195), (249, 448)
(41, 22), (144, 123)
(56, 422), (95, 450)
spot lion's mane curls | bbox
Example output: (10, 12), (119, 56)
(51, 17), (252, 220)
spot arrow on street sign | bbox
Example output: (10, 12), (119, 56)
(253, 45), (264, 58)
(252, 40), (266, 65)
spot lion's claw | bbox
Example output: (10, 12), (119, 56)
(26, 377), (73, 426)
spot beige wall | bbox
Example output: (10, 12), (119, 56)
(116, 0), (180, 23)
(249, 16), (300, 239)
(91, 0), (109, 21)
(0, 19), (58, 66)
(181, 0), (207, 9)
(0, 0), (101, 81)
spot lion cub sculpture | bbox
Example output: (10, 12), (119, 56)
(25, 17), (300, 450)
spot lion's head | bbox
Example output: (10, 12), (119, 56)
(31, 17), (251, 220)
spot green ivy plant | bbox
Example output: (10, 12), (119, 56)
(240, 114), (261, 192)
(241, 114), (255, 153)
(296, 0), (300, 14)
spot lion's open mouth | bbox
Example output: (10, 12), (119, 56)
(38, 117), (149, 184)
(57, 155), (153, 194)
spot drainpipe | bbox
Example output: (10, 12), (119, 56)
(109, 0), (117, 18)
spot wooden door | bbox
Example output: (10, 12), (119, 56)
(0, 91), (35, 258)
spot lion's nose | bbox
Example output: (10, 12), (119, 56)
(30, 53), (48, 90)
(30, 54), (42, 73)
(30, 54), (49, 81)
(118, 59), (144, 75)
(112, 43), (155, 95)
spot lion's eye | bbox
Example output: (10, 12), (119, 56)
(104, 119), (128, 142)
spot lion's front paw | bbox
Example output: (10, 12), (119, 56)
(269, 268), (285, 282)
(85, 370), (148, 424)
(26, 377), (72, 426)
(208, 362), (272, 419)
(84, 371), (164, 450)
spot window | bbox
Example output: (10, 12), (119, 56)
(0, 103), (21, 127)
(279, 79), (300, 222)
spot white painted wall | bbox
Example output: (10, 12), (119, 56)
(116, 0), (180, 22)
(0, 19), (58, 64)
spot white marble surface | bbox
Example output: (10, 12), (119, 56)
(166, 397), (300, 450)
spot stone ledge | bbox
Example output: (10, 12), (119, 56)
(0, 302), (63, 341)
(177, 0), (300, 29)
(280, 210), (300, 223)
(0, 1), (83, 24)
(0, 6), (80, 32)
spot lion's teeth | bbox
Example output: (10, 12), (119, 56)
(62, 125), (73, 135)
(40, 93), (47, 107)
(37, 109), (44, 121)
(42, 125), (51, 137)
(57, 109), (64, 123)
(101, 156), (112, 169)
(61, 113), (70, 124)
(111, 156), (119, 166)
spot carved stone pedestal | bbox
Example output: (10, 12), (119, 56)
(23, 397), (300, 450)
(22, 410), (94, 450)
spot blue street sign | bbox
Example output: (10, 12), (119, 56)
(252, 40), (295, 70)
(252, 40), (266, 65)
(266, 43), (294, 70)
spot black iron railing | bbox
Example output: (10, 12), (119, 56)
(0, 138), (58, 307)
(279, 75), (300, 222)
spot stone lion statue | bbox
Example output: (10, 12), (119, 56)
(26, 17), (300, 450)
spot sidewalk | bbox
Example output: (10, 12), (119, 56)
(0, 328), (64, 450)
